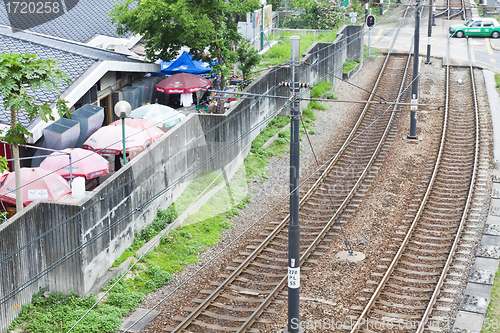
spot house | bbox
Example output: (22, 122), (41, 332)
(0, 0), (159, 166)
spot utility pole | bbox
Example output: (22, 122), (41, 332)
(284, 35), (303, 333)
(426, 0), (432, 64)
(409, 0), (420, 139)
(432, 0), (436, 26)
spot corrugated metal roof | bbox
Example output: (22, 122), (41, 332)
(0, 26), (142, 127)
(0, 0), (132, 43)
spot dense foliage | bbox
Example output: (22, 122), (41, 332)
(282, 0), (364, 29)
(110, 0), (260, 86)
(0, 52), (70, 209)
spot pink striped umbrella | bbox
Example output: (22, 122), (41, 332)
(83, 124), (150, 155)
(40, 148), (109, 180)
(0, 168), (71, 207)
(110, 118), (164, 143)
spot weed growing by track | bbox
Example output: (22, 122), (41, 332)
(495, 73), (500, 95)
(343, 59), (361, 73)
(10, 66), (333, 333)
(483, 268), (500, 332)
(9, 289), (126, 333)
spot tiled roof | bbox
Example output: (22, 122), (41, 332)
(0, 0), (131, 43)
(0, 26), (140, 127)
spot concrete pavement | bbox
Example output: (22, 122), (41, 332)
(364, 3), (500, 72)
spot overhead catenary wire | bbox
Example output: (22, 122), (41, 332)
(206, 89), (443, 109)
(0, 88), (290, 266)
(299, 114), (354, 254)
(0, 92), (297, 305)
(3, 0), (446, 316)
(66, 141), (246, 333)
(119, 19), (429, 333)
(82, 4), (460, 331)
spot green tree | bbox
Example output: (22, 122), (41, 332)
(109, 0), (259, 101)
(237, 40), (261, 80)
(0, 53), (70, 212)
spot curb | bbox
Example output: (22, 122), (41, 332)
(490, 38), (500, 52)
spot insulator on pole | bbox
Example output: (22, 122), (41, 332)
(280, 81), (313, 89)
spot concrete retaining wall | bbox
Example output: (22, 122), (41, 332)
(0, 24), (363, 333)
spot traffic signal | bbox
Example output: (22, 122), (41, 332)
(366, 15), (375, 27)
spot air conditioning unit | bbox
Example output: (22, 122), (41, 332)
(112, 90), (123, 109)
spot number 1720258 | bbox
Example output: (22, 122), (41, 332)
(5, 1), (60, 14)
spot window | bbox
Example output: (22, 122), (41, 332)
(484, 22), (494, 27)
(471, 21), (482, 27)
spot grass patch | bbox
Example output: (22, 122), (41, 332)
(9, 289), (127, 333)
(327, 92), (338, 100)
(308, 100), (328, 111)
(482, 268), (500, 332)
(112, 206), (178, 268)
(343, 59), (360, 73)
(364, 44), (380, 58)
(310, 81), (333, 98)
(495, 74), (500, 97)
(244, 115), (291, 179)
(256, 31), (338, 72)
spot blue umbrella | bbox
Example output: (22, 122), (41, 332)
(128, 104), (186, 128)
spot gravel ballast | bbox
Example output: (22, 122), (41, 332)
(138, 56), (469, 332)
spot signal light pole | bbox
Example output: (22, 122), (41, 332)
(366, 15), (375, 57)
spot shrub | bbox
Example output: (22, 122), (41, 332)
(327, 92), (337, 100)
(226, 207), (239, 218)
(106, 292), (145, 311)
(144, 264), (172, 291)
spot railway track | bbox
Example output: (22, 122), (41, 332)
(435, 0), (466, 20)
(348, 37), (479, 333)
(161, 12), (414, 333)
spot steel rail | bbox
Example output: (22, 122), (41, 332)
(170, 5), (413, 333)
(236, 54), (414, 333)
(349, 28), (477, 333)
(436, 0), (464, 18)
(232, 7), (415, 333)
(349, 41), (451, 333)
(416, 36), (478, 333)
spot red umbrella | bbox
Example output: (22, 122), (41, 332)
(155, 73), (212, 94)
(0, 168), (71, 207)
(110, 118), (164, 143)
(39, 148), (109, 180)
(83, 124), (150, 155)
